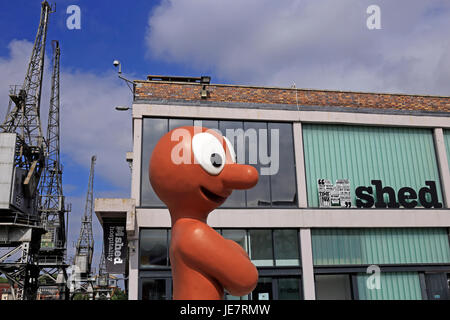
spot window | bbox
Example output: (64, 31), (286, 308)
(251, 277), (303, 300)
(244, 122), (271, 207)
(141, 279), (169, 300)
(139, 228), (301, 269)
(140, 119), (168, 207)
(273, 229), (300, 266)
(220, 228), (301, 267)
(140, 229), (169, 268)
(277, 278), (302, 300)
(249, 230), (274, 266)
(222, 229), (248, 252)
(140, 118), (297, 208)
(315, 274), (352, 300)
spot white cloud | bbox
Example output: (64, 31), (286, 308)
(146, 0), (450, 95)
(60, 69), (132, 189)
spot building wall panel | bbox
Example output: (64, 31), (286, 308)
(302, 124), (443, 208)
(357, 272), (422, 300)
(311, 228), (450, 265)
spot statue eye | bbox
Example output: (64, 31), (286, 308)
(192, 132), (226, 175)
(210, 153), (223, 168)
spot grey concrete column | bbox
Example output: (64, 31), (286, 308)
(128, 116), (142, 300)
(293, 123), (308, 208)
(300, 228), (315, 300)
(127, 236), (139, 300)
(433, 128), (450, 207)
(131, 117), (142, 206)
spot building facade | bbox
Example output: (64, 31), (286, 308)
(95, 76), (450, 300)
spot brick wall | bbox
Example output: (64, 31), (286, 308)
(134, 80), (450, 113)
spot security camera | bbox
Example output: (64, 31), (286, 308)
(113, 60), (120, 67)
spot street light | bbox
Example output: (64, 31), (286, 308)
(113, 59), (133, 93)
(115, 106), (130, 111)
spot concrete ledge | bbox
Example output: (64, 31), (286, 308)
(133, 103), (450, 128)
(135, 208), (450, 228)
(94, 198), (135, 226)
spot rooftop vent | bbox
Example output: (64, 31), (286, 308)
(147, 75), (211, 84)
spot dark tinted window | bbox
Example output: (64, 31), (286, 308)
(249, 229), (274, 266)
(141, 119), (168, 207)
(140, 118), (297, 208)
(274, 229), (300, 266)
(269, 123), (297, 206)
(140, 229), (169, 267)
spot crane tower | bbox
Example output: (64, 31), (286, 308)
(0, 1), (54, 300)
(37, 40), (71, 299)
(71, 156), (96, 298)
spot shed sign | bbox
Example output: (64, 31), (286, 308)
(103, 221), (127, 273)
(318, 179), (442, 209)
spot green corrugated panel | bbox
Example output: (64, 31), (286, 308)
(311, 228), (450, 265)
(357, 272), (422, 300)
(302, 124), (443, 207)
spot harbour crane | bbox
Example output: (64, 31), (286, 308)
(0, 1), (54, 300)
(37, 40), (71, 300)
(71, 156), (96, 299)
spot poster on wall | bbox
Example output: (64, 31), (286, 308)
(103, 220), (127, 274)
(318, 179), (352, 208)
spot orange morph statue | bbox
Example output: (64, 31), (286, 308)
(149, 126), (259, 300)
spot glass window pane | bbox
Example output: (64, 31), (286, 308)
(251, 277), (273, 300)
(168, 229), (172, 266)
(196, 119), (219, 131)
(219, 121), (246, 207)
(141, 118), (168, 207)
(169, 119), (193, 131)
(225, 293), (249, 300)
(274, 229), (300, 266)
(249, 229), (273, 266)
(268, 123), (297, 207)
(140, 229), (168, 267)
(315, 274), (352, 300)
(141, 279), (167, 300)
(244, 122), (270, 207)
(278, 278), (301, 300)
(222, 229), (248, 253)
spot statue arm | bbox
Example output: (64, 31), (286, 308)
(175, 222), (258, 297)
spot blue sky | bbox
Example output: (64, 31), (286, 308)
(0, 0), (194, 80)
(1, 0), (449, 276)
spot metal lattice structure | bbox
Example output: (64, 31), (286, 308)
(98, 250), (107, 276)
(93, 250), (113, 300)
(76, 155), (96, 269)
(71, 156), (96, 299)
(1, 1), (53, 192)
(39, 40), (67, 248)
(37, 40), (70, 300)
(0, 1), (54, 300)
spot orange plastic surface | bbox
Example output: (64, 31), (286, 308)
(149, 126), (259, 300)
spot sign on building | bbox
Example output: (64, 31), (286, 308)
(318, 179), (352, 208)
(103, 221), (127, 274)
